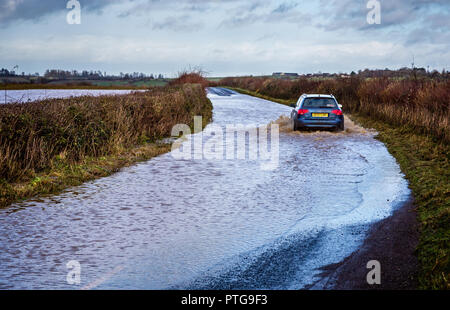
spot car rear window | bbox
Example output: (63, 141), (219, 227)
(302, 98), (337, 108)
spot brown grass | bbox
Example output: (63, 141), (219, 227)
(170, 71), (216, 89)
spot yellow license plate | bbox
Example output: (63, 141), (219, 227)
(312, 113), (329, 118)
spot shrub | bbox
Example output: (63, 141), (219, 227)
(169, 70), (212, 89)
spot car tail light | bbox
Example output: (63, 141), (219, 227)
(332, 109), (343, 116)
(298, 109), (309, 115)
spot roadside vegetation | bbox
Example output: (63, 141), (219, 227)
(0, 83), (212, 208)
(220, 76), (449, 290)
(170, 69), (215, 89)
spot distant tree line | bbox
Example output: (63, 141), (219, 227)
(42, 69), (165, 80)
(300, 67), (449, 79)
(2, 66), (449, 80)
(0, 68), (16, 77)
(0, 68), (166, 80)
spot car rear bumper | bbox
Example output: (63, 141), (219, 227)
(295, 117), (344, 129)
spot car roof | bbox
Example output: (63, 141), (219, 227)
(301, 94), (335, 98)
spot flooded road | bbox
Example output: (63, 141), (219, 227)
(0, 88), (410, 289)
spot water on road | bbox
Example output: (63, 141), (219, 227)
(0, 88), (410, 289)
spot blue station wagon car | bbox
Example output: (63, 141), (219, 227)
(290, 94), (344, 131)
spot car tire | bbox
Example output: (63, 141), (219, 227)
(291, 119), (297, 131)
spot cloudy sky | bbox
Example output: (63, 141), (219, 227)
(0, 0), (449, 77)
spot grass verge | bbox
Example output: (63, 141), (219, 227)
(0, 142), (171, 207)
(351, 115), (449, 290)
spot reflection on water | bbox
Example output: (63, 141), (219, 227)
(1, 89), (141, 104)
(0, 88), (410, 289)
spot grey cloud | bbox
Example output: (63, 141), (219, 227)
(0, 0), (224, 24)
(272, 2), (298, 14)
(318, 0), (450, 31)
(117, 0), (242, 18)
(405, 27), (450, 46)
(152, 14), (203, 32)
(426, 13), (450, 31)
(0, 0), (122, 26)
(0, 0), (231, 26)
(317, 0), (450, 46)
(405, 12), (450, 45)
(219, 1), (311, 28)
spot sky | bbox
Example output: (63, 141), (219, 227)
(0, 0), (449, 77)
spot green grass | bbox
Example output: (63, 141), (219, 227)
(226, 87), (449, 290)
